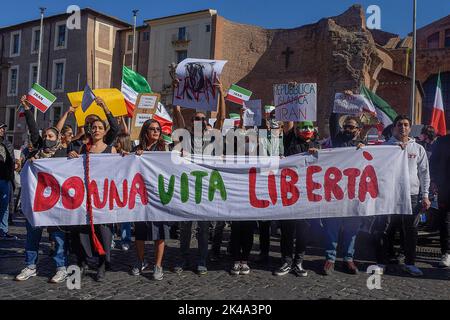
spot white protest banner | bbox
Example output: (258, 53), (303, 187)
(274, 83), (317, 121)
(173, 58), (228, 111)
(243, 100), (262, 127)
(333, 93), (375, 115)
(21, 147), (412, 227)
(137, 94), (158, 109)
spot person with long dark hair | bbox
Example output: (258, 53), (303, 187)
(130, 119), (170, 281)
(68, 98), (117, 282)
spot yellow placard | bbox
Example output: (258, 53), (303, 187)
(67, 88), (128, 126)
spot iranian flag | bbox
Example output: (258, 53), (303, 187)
(27, 83), (57, 113)
(360, 85), (397, 129)
(430, 73), (447, 136)
(226, 84), (252, 106)
(153, 102), (173, 136)
(121, 66), (152, 117)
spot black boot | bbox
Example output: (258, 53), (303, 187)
(95, 263), (106, 282)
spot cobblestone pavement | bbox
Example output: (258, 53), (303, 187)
(0, 217), (449, 300)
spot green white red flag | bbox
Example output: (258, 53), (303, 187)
(121, 66), (152, 117)
(27, 83), (57, 113)
(430, 73), (447, 136)
(226, 84), (252, 106)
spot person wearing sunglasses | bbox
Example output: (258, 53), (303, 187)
(272, 120), (320, 278)
(171, 78), (226, 276)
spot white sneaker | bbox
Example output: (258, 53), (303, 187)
(439, 254), (450, 268)
(50, 268), (68, 283)
(15, 267), (37, 281)
(121, 243), (130, 251)
(403, 264), (423, 277)
(111, 240), (116, 249)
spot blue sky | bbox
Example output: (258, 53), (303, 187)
(1, 0), (448, 36)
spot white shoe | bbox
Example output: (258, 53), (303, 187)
(121, 243), (130, 251)
(50, 268), (68, 283)
(439, 254), (450, 268)
(15, 267), (37, 281)
(403, 264), (423, 277)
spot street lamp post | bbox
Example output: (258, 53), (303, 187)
(35, 7), (46, 121)
(410, 0), (417, 124)
(131, 10), (139, 72)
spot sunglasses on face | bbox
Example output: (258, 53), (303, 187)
(343, 125), (357, 130)
(148, 127), (161, 132)
(195, 117), (206, 121)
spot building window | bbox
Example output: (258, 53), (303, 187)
(178, 27), (186, 40)
(52, 59), (66, 92)
(143, 32), (150, 41)
(206, 24), (211, 33)
(427, 32), (440, 49)
(10, 31), (21, 57)
(29, 63), (38, 87)
(6, 106), (16, 132)
(7, 66), (19, 96)
(445, 29), (450, 48)
(177, 50), (188, 63)
(50, 105), (62, 127)
(126, 33), (134, 52)
(32, 27), (40, 53)
(55, 22), (67, 49)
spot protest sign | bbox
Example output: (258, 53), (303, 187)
(243, 100), (262, 127)
(274, 83), (317, 121)
(21, 147), (412, 226)
(130, 93), (159, 141)
(68, 88), (128, 126)
(173, 58), (228, 111)
(333, 93), (375, 115)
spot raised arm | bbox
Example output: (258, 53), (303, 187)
(21, 95), (41, 148)
(55, 106), (76, 132)
(95, 97), (119, 145)
(214, 78), (226, 131)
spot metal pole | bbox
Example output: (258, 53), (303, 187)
(35, 7), (46, 121)
(131, 10), (139, 71)
(410, 0), (417, 124)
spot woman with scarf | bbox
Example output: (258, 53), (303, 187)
(68, 99), (117, 282)
(15, 96), (70, 283)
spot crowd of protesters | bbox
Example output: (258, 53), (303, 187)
(0, 83), (449, 285)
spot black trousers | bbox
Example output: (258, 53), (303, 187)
(376, 195), (422, 265)
(258, 221), (271, 256)
(73, 224), (113, 267)
(437, 207), (450, 255)
(280, 220), (308, 263)
(230, 221), (255, 262)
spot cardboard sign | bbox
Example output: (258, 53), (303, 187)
(173, 58), (227, 111)
(243, 100), (262, 127)
(274, 83), (317, 121)
(68, 88), (128, 126)
(130, 93), (159, 141)
(333, 93), (374, 115)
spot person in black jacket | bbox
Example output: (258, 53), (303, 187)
(321, 113), (365, 276)
(15, 95), (70, 283)
(273, 120), (319, 278)
(0, 122), (16, 240)
(430, 133), (450, 268)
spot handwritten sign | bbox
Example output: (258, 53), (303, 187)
(243, 100), (262, 127)
(333, 93), (374, 115)
(274, 83), (317, 121)
(173, 58), (228, 111)
(130, 93), (159, 141)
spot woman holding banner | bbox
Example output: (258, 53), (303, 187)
(15, 95), (70, 283)
(129, 119), (170, 281)
(68, 100), (117, 282)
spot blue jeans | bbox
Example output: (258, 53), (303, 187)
(120, 223), (132, 244)
(0, 180), (11, 235)
(179, 221), (209, 267)
(322, 217), (361, 262)
(25, 221), (68, 269)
